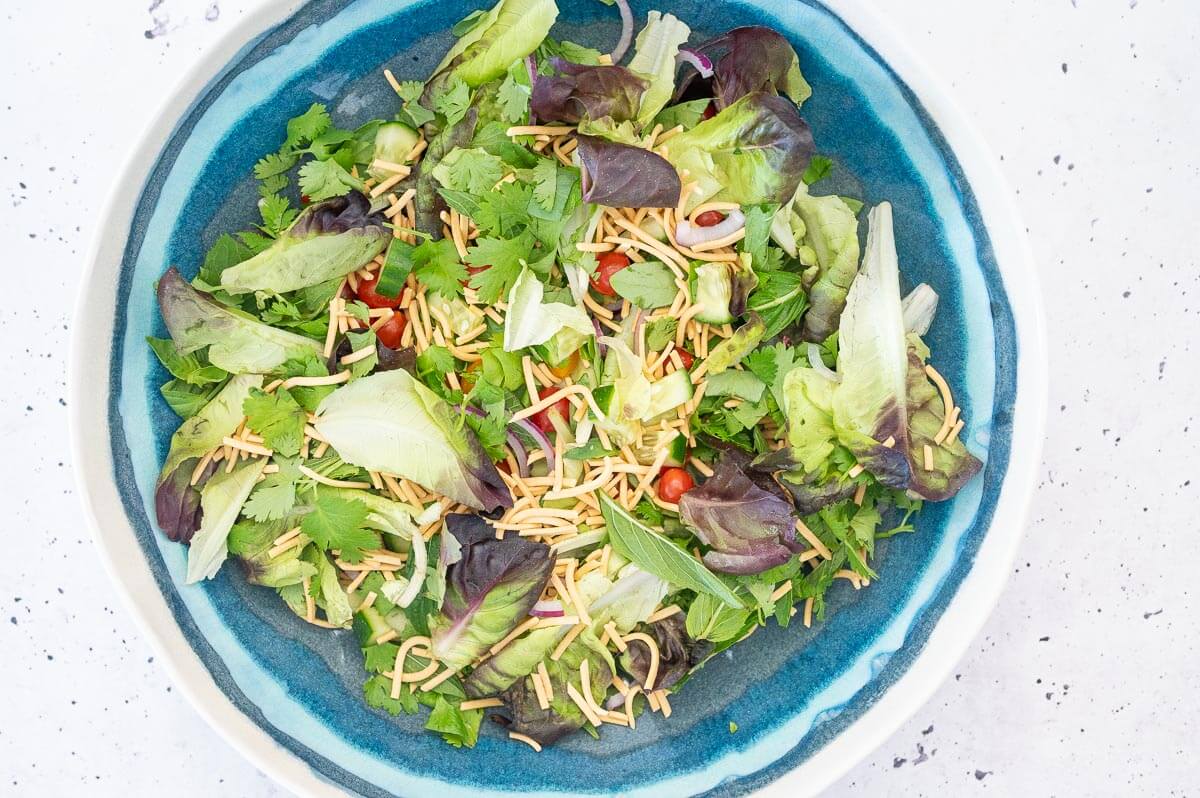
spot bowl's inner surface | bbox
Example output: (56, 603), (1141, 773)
(109, 0), (1017, 795)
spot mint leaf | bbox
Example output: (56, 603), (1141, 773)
(243, 387), (307, 457)
(645, 317), (678, 351)
(160, 379), (222, 419)
(146, 337), (228, 385)
(196, 233), (252, 287)
(345, 330), (378, 378)
(600, 493), (743, 608)
(608, 261), (677, 309)
(301, 490), (380, 564)
(298, 158), (364, 201)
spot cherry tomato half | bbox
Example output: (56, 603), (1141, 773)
(589, 252), (631, 297)
(547, 350), (580, 379)
(702, 101), (717, 120)
(694, 210), (726, 227)
(675, 348), (695, 369)
(375, 312), (408, 349)
(355, 272), (404, 309)
(657, 467), (694, 504)
(531, 386), (570, 434)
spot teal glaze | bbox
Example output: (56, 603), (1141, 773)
(107, 0), (1017, 794)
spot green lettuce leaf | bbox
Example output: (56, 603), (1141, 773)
(186, 459), (267, 583)
(312, 370), (512, 511)
(433, 0), (558, 88)
(627, 11), (691, 125)
(157, 268), (322, 374)
(502, 266), (594, 351)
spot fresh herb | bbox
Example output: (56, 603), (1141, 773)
(599, 493), (743, 608)
(300, 490), (381, 564)
(608, 261), (677, 309)
(242, 387), (307, 457)
(298, 158), (365, 201)
(802, 154), (833, 185)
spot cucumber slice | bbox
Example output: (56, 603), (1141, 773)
(693, 261), (735, 324)
(633, 430), (687, 467)
(640, 369), (694, 421)
(353, 604), (392, 647)
(369, 122), (420, 179)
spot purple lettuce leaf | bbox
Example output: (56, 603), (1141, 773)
(576, 134), (681, 208)
(679, 451), (802, 575)
(430, 514), (554, 669)
(154, 458), (217, 544)
(620, 613), (712, 691)
(677, 26), (811, 110)
(530, 59), (648, 124)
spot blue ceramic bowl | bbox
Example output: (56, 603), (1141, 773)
(70, 1), (1046, 795)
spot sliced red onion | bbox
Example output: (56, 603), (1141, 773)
(675, 209), (745, 247)
(675, 48), (714, 79)
(605, 692), (626, 710)
(513, 416), (556, 472)
(593, 318), (607, 356)
(506, 430), (529, 477)
(807, 342), (840, 383)
(531, 599), (565, 618)
(610, 0), (633, 62)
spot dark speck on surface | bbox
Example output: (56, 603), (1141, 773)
(1144, 609), (1163, 619)
(975, 770), (993, 781)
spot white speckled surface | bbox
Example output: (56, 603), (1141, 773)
(1, 0), (1195, 795)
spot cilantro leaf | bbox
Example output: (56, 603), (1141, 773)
(466, 233), (533, 303)
(530, 157), (559, 211)
(274, 352), (335, 412)
(253, 151), (298, 181)
(243, 388), (307, 457)
(364, 674), (418, 715)
(242, 457), (302, 522)
(412, 238), (467, 298)
(298, 158), (365, 201)
(802, 155), (834, 186)
(301, 490), (381, 564)
(258, 193), (298, 237)
(743, 347), (779, 387)
(392, 80), (424, 104)
(433, 76), (472, 127)
(425, 696), (482, 748)
(464, 409), (507, 462)
(416, 345), (456, 395)
(285, 103), (333, 150)
(497, 71), (531, 124)
(258, 173), (289, 197)
(363, 642), (399, 674)
(432, 147), (505, 195)
(472, 181), (535, 237)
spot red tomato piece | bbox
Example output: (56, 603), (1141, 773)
(694, 210), (726, 227)
(375, 312), (408, 349)
(589, 252), (631, 297)
(657, 467), (694, 504)
(675, 349), (695, 369)
(531, 386), (570, 434)
(702, 102), (717, 120)
(355, 272), (405, 309)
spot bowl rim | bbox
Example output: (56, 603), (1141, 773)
(68, 1), (1047, 796)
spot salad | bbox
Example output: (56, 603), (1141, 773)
(148, 0), (982, 751)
